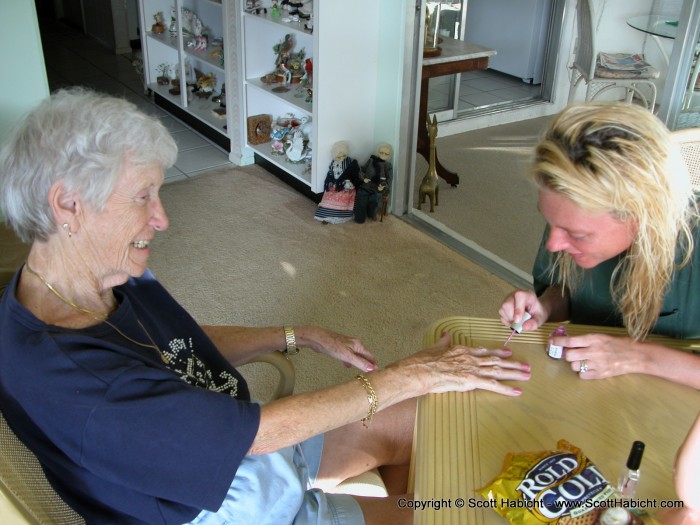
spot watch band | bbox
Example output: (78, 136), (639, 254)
(283, 326), (298, 355)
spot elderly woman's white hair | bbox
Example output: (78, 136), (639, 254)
(0, 87), (178, 243)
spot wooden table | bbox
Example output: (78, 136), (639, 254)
(409, 317), (700, 525)
(419, 39), (496, 187)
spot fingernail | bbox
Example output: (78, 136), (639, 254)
(513, 388), (523, 395)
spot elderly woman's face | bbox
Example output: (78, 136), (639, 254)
(81, 163), (168, 286)
(538, 190), (637, 269)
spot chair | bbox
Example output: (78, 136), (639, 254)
(673, 128), (700, 191)
(0, 226), (385, 524)
(569, 0), (659, 109)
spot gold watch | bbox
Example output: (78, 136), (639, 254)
(283, 326), (298, 355)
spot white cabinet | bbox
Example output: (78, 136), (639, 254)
(239, 1), (384, 194)
(138, 0), (231, 150)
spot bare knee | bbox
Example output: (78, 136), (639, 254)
(355, 495), (413, 525)
(316, 399), (416, 488)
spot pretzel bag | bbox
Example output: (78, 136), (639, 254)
(476, 439), (616, 525)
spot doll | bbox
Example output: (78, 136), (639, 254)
(314, 141), (360, 224)
(353, 143), (393, 223)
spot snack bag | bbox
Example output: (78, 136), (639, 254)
(476, 440), (616, 525)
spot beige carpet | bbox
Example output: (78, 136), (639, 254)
(148, 165), (515, 399)
(414, 116), (551, 276)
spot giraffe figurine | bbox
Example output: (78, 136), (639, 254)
(418, 114), (439, 212)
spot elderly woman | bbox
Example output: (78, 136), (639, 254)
(0, 88), (531, 525)
(499, 102), (700, 388)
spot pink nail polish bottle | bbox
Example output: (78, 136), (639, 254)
(546, 325), (567, 359)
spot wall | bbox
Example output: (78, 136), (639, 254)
(0, 1), (50, 220)
(0, 1), (49, 144)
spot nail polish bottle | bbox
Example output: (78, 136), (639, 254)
(617, 441), (645, 498)
(546, 325), (567, 359)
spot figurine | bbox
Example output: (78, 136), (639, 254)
(353, 143), (393, 223)
(314, 141), (360, 224)
(285, 129), (310, 163)
(418, 115), (439, 212)
(271, 2), (281, 17)
(151, 12), (166, 34)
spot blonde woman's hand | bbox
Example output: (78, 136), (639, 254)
(562, 333), (641, 379)
(498, 289), (547, 332)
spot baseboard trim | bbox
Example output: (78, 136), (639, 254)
(153, 93), (230, 153)
(254, 154), (322, 203)
(402, 212), (533, 290)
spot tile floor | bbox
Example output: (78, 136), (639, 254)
(39, 17), (233, 184)
(428, 68), (542, 114)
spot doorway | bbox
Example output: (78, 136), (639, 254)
(427, 0), (558, 121)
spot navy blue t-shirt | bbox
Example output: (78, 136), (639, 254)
(0, 268), (261, 524)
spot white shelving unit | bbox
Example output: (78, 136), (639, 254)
(138, 0), (231, 150)
(239, 1), (383, 194)
(138, 0), (403, 197)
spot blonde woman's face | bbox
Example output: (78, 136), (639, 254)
(538, 190), (637, 269)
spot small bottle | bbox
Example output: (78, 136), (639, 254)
(617, 441), (645, 498)
(546, 325), (567, 359)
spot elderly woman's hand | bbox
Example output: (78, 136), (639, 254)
(295, 326), (378, 372)
(390, 332), (530, 396)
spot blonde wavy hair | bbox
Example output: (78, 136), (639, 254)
(531, 102), (697, 340)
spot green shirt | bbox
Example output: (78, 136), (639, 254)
(532, 226), (700, 339)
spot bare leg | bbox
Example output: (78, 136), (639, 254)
(354, 495), (413, 525)
(314, 398), (416, 491)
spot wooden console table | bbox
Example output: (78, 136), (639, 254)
(419, 39), (496, 187)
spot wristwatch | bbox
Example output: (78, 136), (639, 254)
(283, 326), (298, 355)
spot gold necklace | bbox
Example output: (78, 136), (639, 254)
(24, 262), (169, 364)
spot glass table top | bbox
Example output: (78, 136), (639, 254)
(627, 14), (680, 39)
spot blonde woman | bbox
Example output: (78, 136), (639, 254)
(499, 102), (700, 388)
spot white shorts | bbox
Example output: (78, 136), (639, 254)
(187, 434), (364, 525)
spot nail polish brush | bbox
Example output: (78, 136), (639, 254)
(504, 312), (532, 346)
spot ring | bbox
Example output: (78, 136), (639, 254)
(579, 360), (589, 373)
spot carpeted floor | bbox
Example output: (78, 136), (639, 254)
(414, 116), (551, 276)
(148, 164), (516, 398)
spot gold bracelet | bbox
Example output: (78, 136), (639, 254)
(283, 326), (298, 355)
(355, 374), (378, 428)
